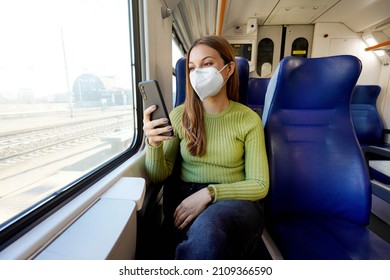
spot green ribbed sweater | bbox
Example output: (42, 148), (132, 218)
(145, 101), (269, 202)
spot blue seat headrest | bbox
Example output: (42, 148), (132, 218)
(351, 85), (381, 105)
(350, 85), (383, 145)
(174, 57), (187, 107)
(247, 77), (270, 115)
(235, 56), (249, 104)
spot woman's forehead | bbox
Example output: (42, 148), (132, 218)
(189, 44), (222, 63)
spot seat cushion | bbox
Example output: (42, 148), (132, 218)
(268, 217), (390, 260)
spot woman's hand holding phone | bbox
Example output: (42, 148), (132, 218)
(139, 80), (175, 146)
(143, 105), (174, 147)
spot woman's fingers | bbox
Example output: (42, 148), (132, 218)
(173, 189), (210, 229)
(174, 206), (194, 230)
(143, 105), (157, 122)
(143, 105), (174, 146)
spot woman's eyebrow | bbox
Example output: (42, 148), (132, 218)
(189, 55), (215, 64)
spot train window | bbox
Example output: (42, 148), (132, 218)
(291, 37), (309, 57)
(231, 43), (253, 61)
(173, 39), (184, 69)
(257, 38), (274, 77)
(0, 0), (136, 235)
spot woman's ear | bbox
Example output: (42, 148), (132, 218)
(227, 61), (235, 77)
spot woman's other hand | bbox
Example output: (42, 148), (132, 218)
(174, 188), (212, 230)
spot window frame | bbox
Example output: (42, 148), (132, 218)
(0, 0), (144, 250)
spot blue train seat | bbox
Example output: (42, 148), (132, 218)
(351, 85), (384, 146)
(351, 85), (390, 201)
(262, 55), (390, 259)
(247, 77), (270, 116)
(174, 57), (187, 107)
(174, 56), (249, 107)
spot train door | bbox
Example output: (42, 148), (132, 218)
(284, 25), (314, 58)
(254, 24), (314, 77)
(256, 25), (283, 78)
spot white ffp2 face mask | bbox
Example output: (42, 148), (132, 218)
(189, 64), (229, 101)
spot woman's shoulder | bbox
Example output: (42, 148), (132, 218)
(170, 104), (183, 115)
(231, 101), (261, 122)
(169, 104), (183, 124)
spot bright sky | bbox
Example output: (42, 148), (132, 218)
(172, 40), (184, 68)
(0, 0), (132, 98)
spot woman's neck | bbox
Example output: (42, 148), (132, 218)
(202, 95), (230, 114)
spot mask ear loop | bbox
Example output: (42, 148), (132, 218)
(218, 63), (230, 73)
(219, 62), (234, 89)
(222, 62), (234, 82)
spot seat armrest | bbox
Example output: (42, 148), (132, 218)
(383, 129), (390, 143)
(362, 146), (390, 204)
(362, 146), (390, 161)
(261, 229), (284, 260)
(371, 180), (390, 204)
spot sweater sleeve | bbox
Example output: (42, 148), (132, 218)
(210, 113), (269, 202)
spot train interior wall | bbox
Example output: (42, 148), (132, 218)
(312, 23), (390, 133)
(223, 21), (390, 134)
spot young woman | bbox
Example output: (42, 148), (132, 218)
(143, 35), (269, 259)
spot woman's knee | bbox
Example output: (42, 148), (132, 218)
(175, 200), (264, 259)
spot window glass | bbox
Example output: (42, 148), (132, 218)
(257, 38), (274, 77)
(291, 37), (309, 57)
(0, 0), (135, 226)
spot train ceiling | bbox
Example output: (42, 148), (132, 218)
(165, 0), (390, 51)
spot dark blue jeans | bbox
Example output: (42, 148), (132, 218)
(163, 180), (264, 259)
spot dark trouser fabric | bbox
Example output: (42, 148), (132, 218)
(162, 180), (264, 260)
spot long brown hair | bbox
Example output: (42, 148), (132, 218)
(182, 35), (239, 157)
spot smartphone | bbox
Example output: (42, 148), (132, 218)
(138, 80), (174, 137)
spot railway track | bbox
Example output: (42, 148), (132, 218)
(0, 115), (132, 166)
(0, 108), (135, 224)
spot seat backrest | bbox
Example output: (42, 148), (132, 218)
(174, 57), (187, 107)
(247, 77), (270, 115)
(262, 55), (371, 225)
(174, 56), (249, 107)
(350, 85), (383, 145)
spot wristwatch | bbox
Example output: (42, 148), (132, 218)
(207, 185), (215, 202)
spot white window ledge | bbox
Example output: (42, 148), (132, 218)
(32, 177), (145, 260)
